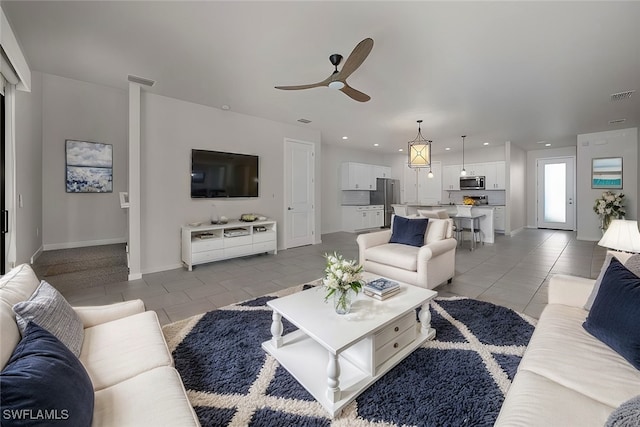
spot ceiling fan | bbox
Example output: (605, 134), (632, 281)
(275, 38), (374, 102)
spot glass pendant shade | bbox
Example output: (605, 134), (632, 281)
(408, 120), (431, 168)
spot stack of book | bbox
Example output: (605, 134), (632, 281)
(363, 278), (400, 300)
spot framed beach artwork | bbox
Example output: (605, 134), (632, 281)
(65, 140), (113, 193)
(591, 157), (622, 189)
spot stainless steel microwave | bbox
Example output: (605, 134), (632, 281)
(460, 176), (485, 190)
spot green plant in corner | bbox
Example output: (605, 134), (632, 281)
(323, 252), (364, 315)
(593, 191), (625, 232)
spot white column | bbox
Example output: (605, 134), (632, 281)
(127, 82), (141, 280)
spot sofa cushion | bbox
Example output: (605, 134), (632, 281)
(0, 322), (94, 427)
(80, 310), (173, 390)
(93, 366), (199, 427)
(13, 280), (84, 357)
(519, 304), (640, 409)
(425, 218), (449, 244)
(583, 258), (640, 370)
(496, 369), (615, 426)
(0, 264), (41, 369)
(389, 215), (428, 247)
(365, 243), (420, 271)
(586, 252), (640, 310)
(606, 395), (640, 427)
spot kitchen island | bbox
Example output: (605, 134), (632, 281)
(401, 204), (495, 244)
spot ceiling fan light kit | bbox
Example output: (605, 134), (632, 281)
(275, 38), (373, 102)
(408, 120), (431, 169)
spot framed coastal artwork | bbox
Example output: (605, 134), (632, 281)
(591, 157), (622, 189)
(65, 140), (113, 193)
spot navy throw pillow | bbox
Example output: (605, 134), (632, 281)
(0, 322), (94, 426)
(389, 216), (429, 247)
(583, 258), (640, 370)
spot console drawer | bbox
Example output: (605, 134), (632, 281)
(253, 241), (276, 253)
(374, 311), (416, 350)
(192, 249), (224, 264)
(253, 230), (276, 243)
(223, 235), (252, 248)
(192, 238), (223, 253)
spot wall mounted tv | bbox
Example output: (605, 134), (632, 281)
(191, 149), (259, 198)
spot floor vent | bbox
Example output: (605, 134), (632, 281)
(610, 90), (635, 101)
(608, 118), (626, 124)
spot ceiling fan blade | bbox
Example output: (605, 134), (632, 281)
(340, 83), (371, 103)
(337, 38), (374, 81)
(275, 75), (332, 91)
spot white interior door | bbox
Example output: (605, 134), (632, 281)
(537, 157), (575, 230)
(284, 139), (315, 248)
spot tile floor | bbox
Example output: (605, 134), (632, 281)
(57, 228), (606, 326)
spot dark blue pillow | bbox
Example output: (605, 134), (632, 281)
(583, 258), (640, 370)
(389, 216), (429, 247)
(0, 322), (94, 426)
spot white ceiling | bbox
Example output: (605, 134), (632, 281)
(3, 1), (639, 155)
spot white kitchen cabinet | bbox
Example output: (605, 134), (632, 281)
(484, 161), (506, 189)
(373, 165), (392, 179)
(342, 163), (392, 190)
(402, 164), (418, 203)
(417, 161), (442, 205)
(493, 206), (506, 232)
(442, 165), (461, 191)
(342, 205), (384, 232)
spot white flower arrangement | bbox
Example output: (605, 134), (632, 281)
(593, 191), (625, 230)
(323, 252), (364, 311)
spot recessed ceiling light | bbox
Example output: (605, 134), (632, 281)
(545, 143), (551, 147)
(483, 142), (489, 146)
(221, 104), (230, 111)
(373, 143), (379, 147)
(398, 148), (404, 152)
(445, 147), (451, 151)
(342, 136), (348, 140)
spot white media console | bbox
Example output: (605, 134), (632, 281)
(181, 219), (277, 271)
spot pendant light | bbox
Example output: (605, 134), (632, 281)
(460, 135), (467, 176)
(427, 142), (434, 178)
(408, 120), (431, 168)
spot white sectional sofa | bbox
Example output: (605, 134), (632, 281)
(0, 264), (200, 427)
(496, 270), (640, 426)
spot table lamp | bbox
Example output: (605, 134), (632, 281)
(598, 219), (640, 253)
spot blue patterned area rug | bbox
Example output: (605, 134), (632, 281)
(162, 282), (536, 427)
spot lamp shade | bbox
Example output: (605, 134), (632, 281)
(598, 219), (640, 253)
(408, 142), (430, 167)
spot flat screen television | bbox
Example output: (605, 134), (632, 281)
(191, 149), (259, 198)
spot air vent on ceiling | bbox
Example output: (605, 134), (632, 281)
(610, 90), (635, 101)
(608, 118), (627, 124)
(127, 74), (156, 87)
(297, 118), (312, 124)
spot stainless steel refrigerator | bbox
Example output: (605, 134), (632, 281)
(370, 178), (399, 228)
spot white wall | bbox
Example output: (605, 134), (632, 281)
(15, 71), (42, 263)
(41, 74), (128, 249)
(525, 146), (577, 228)
(577, 128), (638, 241)
(506, 142), (526, 234)
(140, 93), (321, 273)
(320, 144), (387, 234)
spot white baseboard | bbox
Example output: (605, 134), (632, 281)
(141, 262), (184, 276)
(30, 246), (44, 264)
(128, 272), (143, 281)
(509, 227), (525, 236)
(43, 237), (127, 251)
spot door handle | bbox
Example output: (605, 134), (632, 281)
(287, 207), (293, 210)
(568, 198), (573, 205)
(1, 210), (7, 234)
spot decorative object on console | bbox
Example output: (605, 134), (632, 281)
(408, 120), (432, 170)
(593, 191), (625, 232)
(460, 135), (467, 176)
(65, 139), (113, 193)
(322, 252), (364, 315)
(592, 157), (623, 189)
(240, 213), (258, 222)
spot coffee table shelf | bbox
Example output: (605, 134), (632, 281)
(262, 279), (436, 416)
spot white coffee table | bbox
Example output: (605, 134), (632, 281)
(262, 275), (437, 416)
